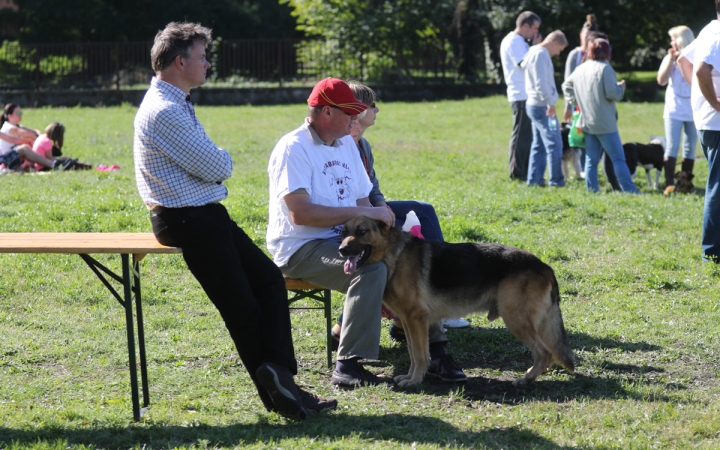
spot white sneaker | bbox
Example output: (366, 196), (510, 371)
(442, 318), (470, 328)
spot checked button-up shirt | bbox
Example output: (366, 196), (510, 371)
(134, 77), (233, 209)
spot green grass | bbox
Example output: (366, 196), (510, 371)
(1, 97), (719, 449)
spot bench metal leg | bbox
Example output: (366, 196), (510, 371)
(132, 256), (150, 417)
(287, 288), (333, 368)
(79, 253), (148, 421)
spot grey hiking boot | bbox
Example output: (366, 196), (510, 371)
(331, 364), (394, 389)
(297, 387), (338, 413)
(256, 362), (307, 420)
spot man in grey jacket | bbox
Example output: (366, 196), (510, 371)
(521, 30), (568, 187)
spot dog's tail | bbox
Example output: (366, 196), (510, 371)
(542, 271), (575, 372)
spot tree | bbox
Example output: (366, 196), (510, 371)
(6, 0), (301, 42)
(285, 0), (714, 82)
(282, 0), (456, 81)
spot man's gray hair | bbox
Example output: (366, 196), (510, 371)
(516, 11), (541, 29)
(151, 22), (212, 73)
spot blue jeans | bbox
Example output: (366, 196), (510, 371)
(525, 104), (565, 187)
(665, 117), (697, 160)
(584, 132), (639, 193)
(388, 200), (444, 241)
(698, 130), (720, 262)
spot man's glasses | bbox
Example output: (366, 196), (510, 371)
(329, 105), (351, 116)
(15, 110), (22, 116)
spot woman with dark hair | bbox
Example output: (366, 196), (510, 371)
(562, 38), (639, 193)
(0, 104), (61, 171)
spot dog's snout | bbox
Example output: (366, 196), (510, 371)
(338, 236), (354, 256)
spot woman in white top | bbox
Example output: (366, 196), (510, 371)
(657, 26), (697, 195)
(0, 104), (57, 171)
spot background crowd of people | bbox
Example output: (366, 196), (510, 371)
(499, 5), (719, 264)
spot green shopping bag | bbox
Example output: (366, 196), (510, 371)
(568, 109), (585, 148)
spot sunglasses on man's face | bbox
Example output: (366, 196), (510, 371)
(329, 105), (352, 116)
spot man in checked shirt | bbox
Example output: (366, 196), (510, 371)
(133, 22), (335, 420)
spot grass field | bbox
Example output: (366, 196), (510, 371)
(1, 96), (719, 449)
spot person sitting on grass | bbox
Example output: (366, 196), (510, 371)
(0, 104), (66, 171)
(31, 122), (92, 171)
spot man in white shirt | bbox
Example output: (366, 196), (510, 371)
(676, 2), (720, 263)
(500, 11), (542, 181)
(134, 22), (336, 420)
(267, 78), (396, 389)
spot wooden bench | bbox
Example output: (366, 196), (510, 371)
(0, 233), (334, 421)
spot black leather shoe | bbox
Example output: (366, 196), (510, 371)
(427, 354), (467, 382)
(331, 364), (395, 389)
(389, 324), (406, 342)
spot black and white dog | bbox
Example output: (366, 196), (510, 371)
(623, 137), (665, 190)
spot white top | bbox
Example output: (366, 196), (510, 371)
(662, 55), (693, 121)
(521, 46), (558, 107)
(500, 32), (530, 102)
(266, 120), (373, 266)
(0, 121), (18, 155)
(687, 20), (720, 130)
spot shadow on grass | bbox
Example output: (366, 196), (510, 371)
(378, 326), (675, 405)
(0, 418), (571, 449)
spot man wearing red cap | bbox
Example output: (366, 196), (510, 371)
(267, 78), (396, 388)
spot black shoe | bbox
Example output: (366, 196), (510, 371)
(255, 363), (307, 420)
(331, 364), (395, 389)
(427, 354), (467, 382)
(389, 324), (406, 342)
(297, 387), (338, 413)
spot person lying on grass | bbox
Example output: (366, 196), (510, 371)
(0, 104), (64, 171)
(30, 122), (92, 171)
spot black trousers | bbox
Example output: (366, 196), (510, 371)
(509, 100), (533, 181)
(151, 203), (297, 402)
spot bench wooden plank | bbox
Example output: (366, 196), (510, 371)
(0, 233), (181, 254)
(284, 277), (324, 290)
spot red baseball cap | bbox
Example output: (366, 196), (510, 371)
(307, 78), (368, 115)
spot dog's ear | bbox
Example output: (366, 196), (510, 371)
(688, 173), (695, 181)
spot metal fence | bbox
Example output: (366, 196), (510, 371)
(0, 38), (492, 90)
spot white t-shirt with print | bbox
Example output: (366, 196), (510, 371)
(266, 120), (373, 266)
(500, 32), (530, 102)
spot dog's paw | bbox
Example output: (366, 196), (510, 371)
(393, 374), (412, 384)
(397, 377), (423, 388)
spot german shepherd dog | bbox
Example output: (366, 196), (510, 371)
(339, 216), (575, 387)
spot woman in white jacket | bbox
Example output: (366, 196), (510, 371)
(657, 25), (696, 195)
